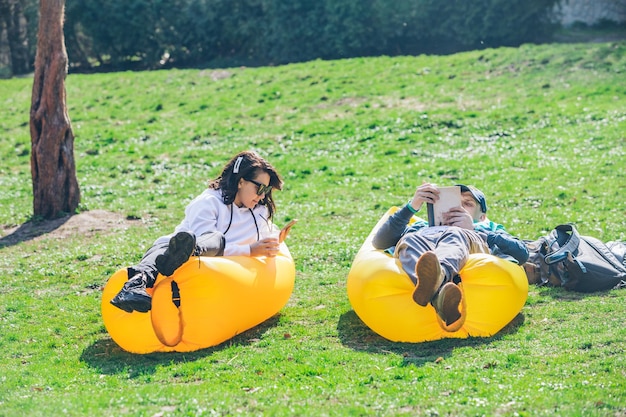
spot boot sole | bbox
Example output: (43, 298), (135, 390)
(110, 290), (152, 313)
(435, 283), (462, 326)
(156, 232), (196, 277)
(413, 251), (443, 306)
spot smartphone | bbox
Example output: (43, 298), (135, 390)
(279, 219), (298, 243)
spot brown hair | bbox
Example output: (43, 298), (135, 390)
(208, 150), (283, 219)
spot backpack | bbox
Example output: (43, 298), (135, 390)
(524, 224), (626, 292)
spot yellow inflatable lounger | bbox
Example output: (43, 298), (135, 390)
(347, 207), (528, 343)
(102, 247), (296, 354)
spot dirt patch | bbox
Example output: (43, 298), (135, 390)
(0, 210), (142, 248)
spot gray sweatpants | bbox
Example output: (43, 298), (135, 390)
(395, 226), (489, 285)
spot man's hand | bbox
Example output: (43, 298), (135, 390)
(409, 182), (440, 212)
(442, 207), (474, 229)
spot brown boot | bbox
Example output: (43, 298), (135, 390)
(412, 251), (444, 306)
(432, 282), (465, 332)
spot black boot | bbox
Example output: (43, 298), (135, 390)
(110, 272), (152, 313)
(155, 231), (196, 277)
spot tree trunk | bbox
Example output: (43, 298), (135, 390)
(30, 0), (80, 219)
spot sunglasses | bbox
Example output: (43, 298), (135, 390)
(246, 178), (272, 196)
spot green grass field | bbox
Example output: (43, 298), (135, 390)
(0, 40), (625, 416)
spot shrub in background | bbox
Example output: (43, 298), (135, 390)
(2, 0), (563, 73)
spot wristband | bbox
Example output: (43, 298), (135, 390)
(406, 201), (420, 214)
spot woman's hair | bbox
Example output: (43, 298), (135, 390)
(208, 150), (283, 219)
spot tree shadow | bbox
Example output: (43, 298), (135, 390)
(0, 215), (71, 249)
(80, 315), (281, 377)
(336, 309), (525, 367)
(0, 210), (141, 250)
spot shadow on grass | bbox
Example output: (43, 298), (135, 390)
(529, 285), (621, 301)
(337, 309), (525, 367)
(0, 210), (140, 249)
(0, 216), (71, 249)
(80, 315), (281, 377)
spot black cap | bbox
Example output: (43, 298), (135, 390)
(457, 184), (487, 213)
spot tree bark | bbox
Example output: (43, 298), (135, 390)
(30, 0), (80, 219)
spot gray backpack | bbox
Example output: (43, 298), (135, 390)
(525, 224), (626, 292)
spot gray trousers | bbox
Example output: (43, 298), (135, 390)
(127, 231), (226, 287)
(395, 227), (489, 285)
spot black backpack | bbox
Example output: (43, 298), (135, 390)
(525, 224), (626, 292)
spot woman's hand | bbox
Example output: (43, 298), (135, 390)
(250, 237), (280, 257)
(409, 182), (440, 212)
(279, 219), (297, 243)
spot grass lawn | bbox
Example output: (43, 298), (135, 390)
(0, 40), (625, 416)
